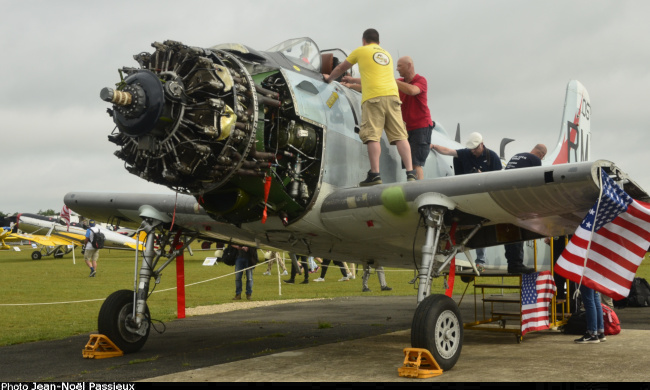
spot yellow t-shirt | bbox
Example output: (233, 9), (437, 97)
(346, 44), (398, 103)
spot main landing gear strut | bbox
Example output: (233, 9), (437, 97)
(97, 206), (197, 353)
(410, 204), (464, 371)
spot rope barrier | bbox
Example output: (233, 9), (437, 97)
(0, 257), (412, 307)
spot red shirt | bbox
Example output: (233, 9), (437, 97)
(398, 74), (433, 131)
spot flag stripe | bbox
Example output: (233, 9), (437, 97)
(627, 200), (650, 224)
(599, 223), (646, 258)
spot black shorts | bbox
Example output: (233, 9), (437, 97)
(407, 126), (433, 167)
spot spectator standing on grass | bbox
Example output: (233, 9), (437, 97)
(314, 258), (350, 282)
(83, 220), (101, 277)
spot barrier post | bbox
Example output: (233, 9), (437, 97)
(176, 242), (185, 319)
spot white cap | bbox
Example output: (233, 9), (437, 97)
(465, 132), (483, 149)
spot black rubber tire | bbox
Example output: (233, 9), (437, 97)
(411, 294), (463, 371)
(53, 249), (64, 259)
(98, 290), (150, 353)
(31, 251), (42, 260)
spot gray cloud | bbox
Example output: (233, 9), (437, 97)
(2, 0), (649, 214)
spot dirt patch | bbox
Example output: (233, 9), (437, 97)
(186, 298), (326, 316)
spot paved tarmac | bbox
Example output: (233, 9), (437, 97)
(1, 295), (649, 382)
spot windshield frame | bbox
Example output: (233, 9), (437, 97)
(267, 37), (321, 72)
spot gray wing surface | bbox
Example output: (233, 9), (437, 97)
(63, 191), (259, 246)
(317, 160), (648, 265)
(64, 160), (648, 267)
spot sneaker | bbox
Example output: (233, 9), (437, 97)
(338, 276), (350, 282)
(359, 171), (382, 187)
(598, 333), (607, 342)
(281, 271), (288, 276)
(300, 279), (309, 284)
(381, 286), (393, 291)
(406, 170), (418, 182)
(314, 277), (325, 282)
(283, 279), (295, 284)
(89, 270), (96, 277)
(507, 264), (535, 274)
(475, 262), (485, 272)
(574, 333), (600, 344)
(362, 287), (371, 292)
(262, 271), (271, 276)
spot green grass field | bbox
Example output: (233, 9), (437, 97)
(1, 244), (649, 347)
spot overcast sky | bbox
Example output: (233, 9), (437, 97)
(2, 0), (649, 214)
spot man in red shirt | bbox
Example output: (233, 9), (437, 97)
(396, 56), (433, 180)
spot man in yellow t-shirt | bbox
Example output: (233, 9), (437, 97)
(324, 28), (416, 186)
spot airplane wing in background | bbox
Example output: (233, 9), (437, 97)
(11, 213), (146, 259)
(5, 232), (79, 247)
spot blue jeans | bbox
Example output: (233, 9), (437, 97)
(580, 285), (604, 334)
(235, 256), (253, 296)
(475, 248), (486, 264)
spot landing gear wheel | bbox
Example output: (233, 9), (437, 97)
(31, 251), (42, 260)
(53, 249), (64, 259)
(411, 294), (463, 371)
(98, 289), (151, 353)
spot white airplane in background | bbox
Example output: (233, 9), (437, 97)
(8, 213), (145, 260)
(64, 37), (648, 370)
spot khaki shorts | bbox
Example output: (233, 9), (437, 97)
(84, 248), (100, 262)
(359, 95), (408, 144)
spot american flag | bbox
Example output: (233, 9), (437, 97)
(521, 271), (556, 336)
(555, 169), (650, 301)
(60, 205), (71, 231)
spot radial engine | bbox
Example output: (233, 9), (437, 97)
(101, 40), (323, 225)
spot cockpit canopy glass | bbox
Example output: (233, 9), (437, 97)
(267, 38), (321, 72)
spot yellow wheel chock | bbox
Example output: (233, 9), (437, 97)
(82, 334), (124, 359)
(397, 348), (443, 378)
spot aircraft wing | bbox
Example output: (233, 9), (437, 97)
(318, 160), (615, 258)
(5, 232), (79, 247)
(64, 191), (260, 248)
(65, 160), (648, 267)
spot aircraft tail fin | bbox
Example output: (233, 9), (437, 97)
(546, 80), (591, 164)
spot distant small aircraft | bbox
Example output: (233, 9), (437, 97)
(8, 213), (144, 260)
(65, 36), (648, 370)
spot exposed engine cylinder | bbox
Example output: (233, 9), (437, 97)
(102, 40), (266, 194)
(101, 40), (324, 224)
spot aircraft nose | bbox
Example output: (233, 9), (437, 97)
(100, 69), (165, 138)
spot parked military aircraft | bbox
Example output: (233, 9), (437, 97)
(9, 213), (144, 259)
(66, 37), (648, 370)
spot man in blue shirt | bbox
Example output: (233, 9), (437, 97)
(503, 144), (547, 273)
(430, 132), (502, 269)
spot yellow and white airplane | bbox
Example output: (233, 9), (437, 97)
(5, 213), (145, 260)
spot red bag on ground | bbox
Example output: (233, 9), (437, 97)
(602, 304), (621, 335)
